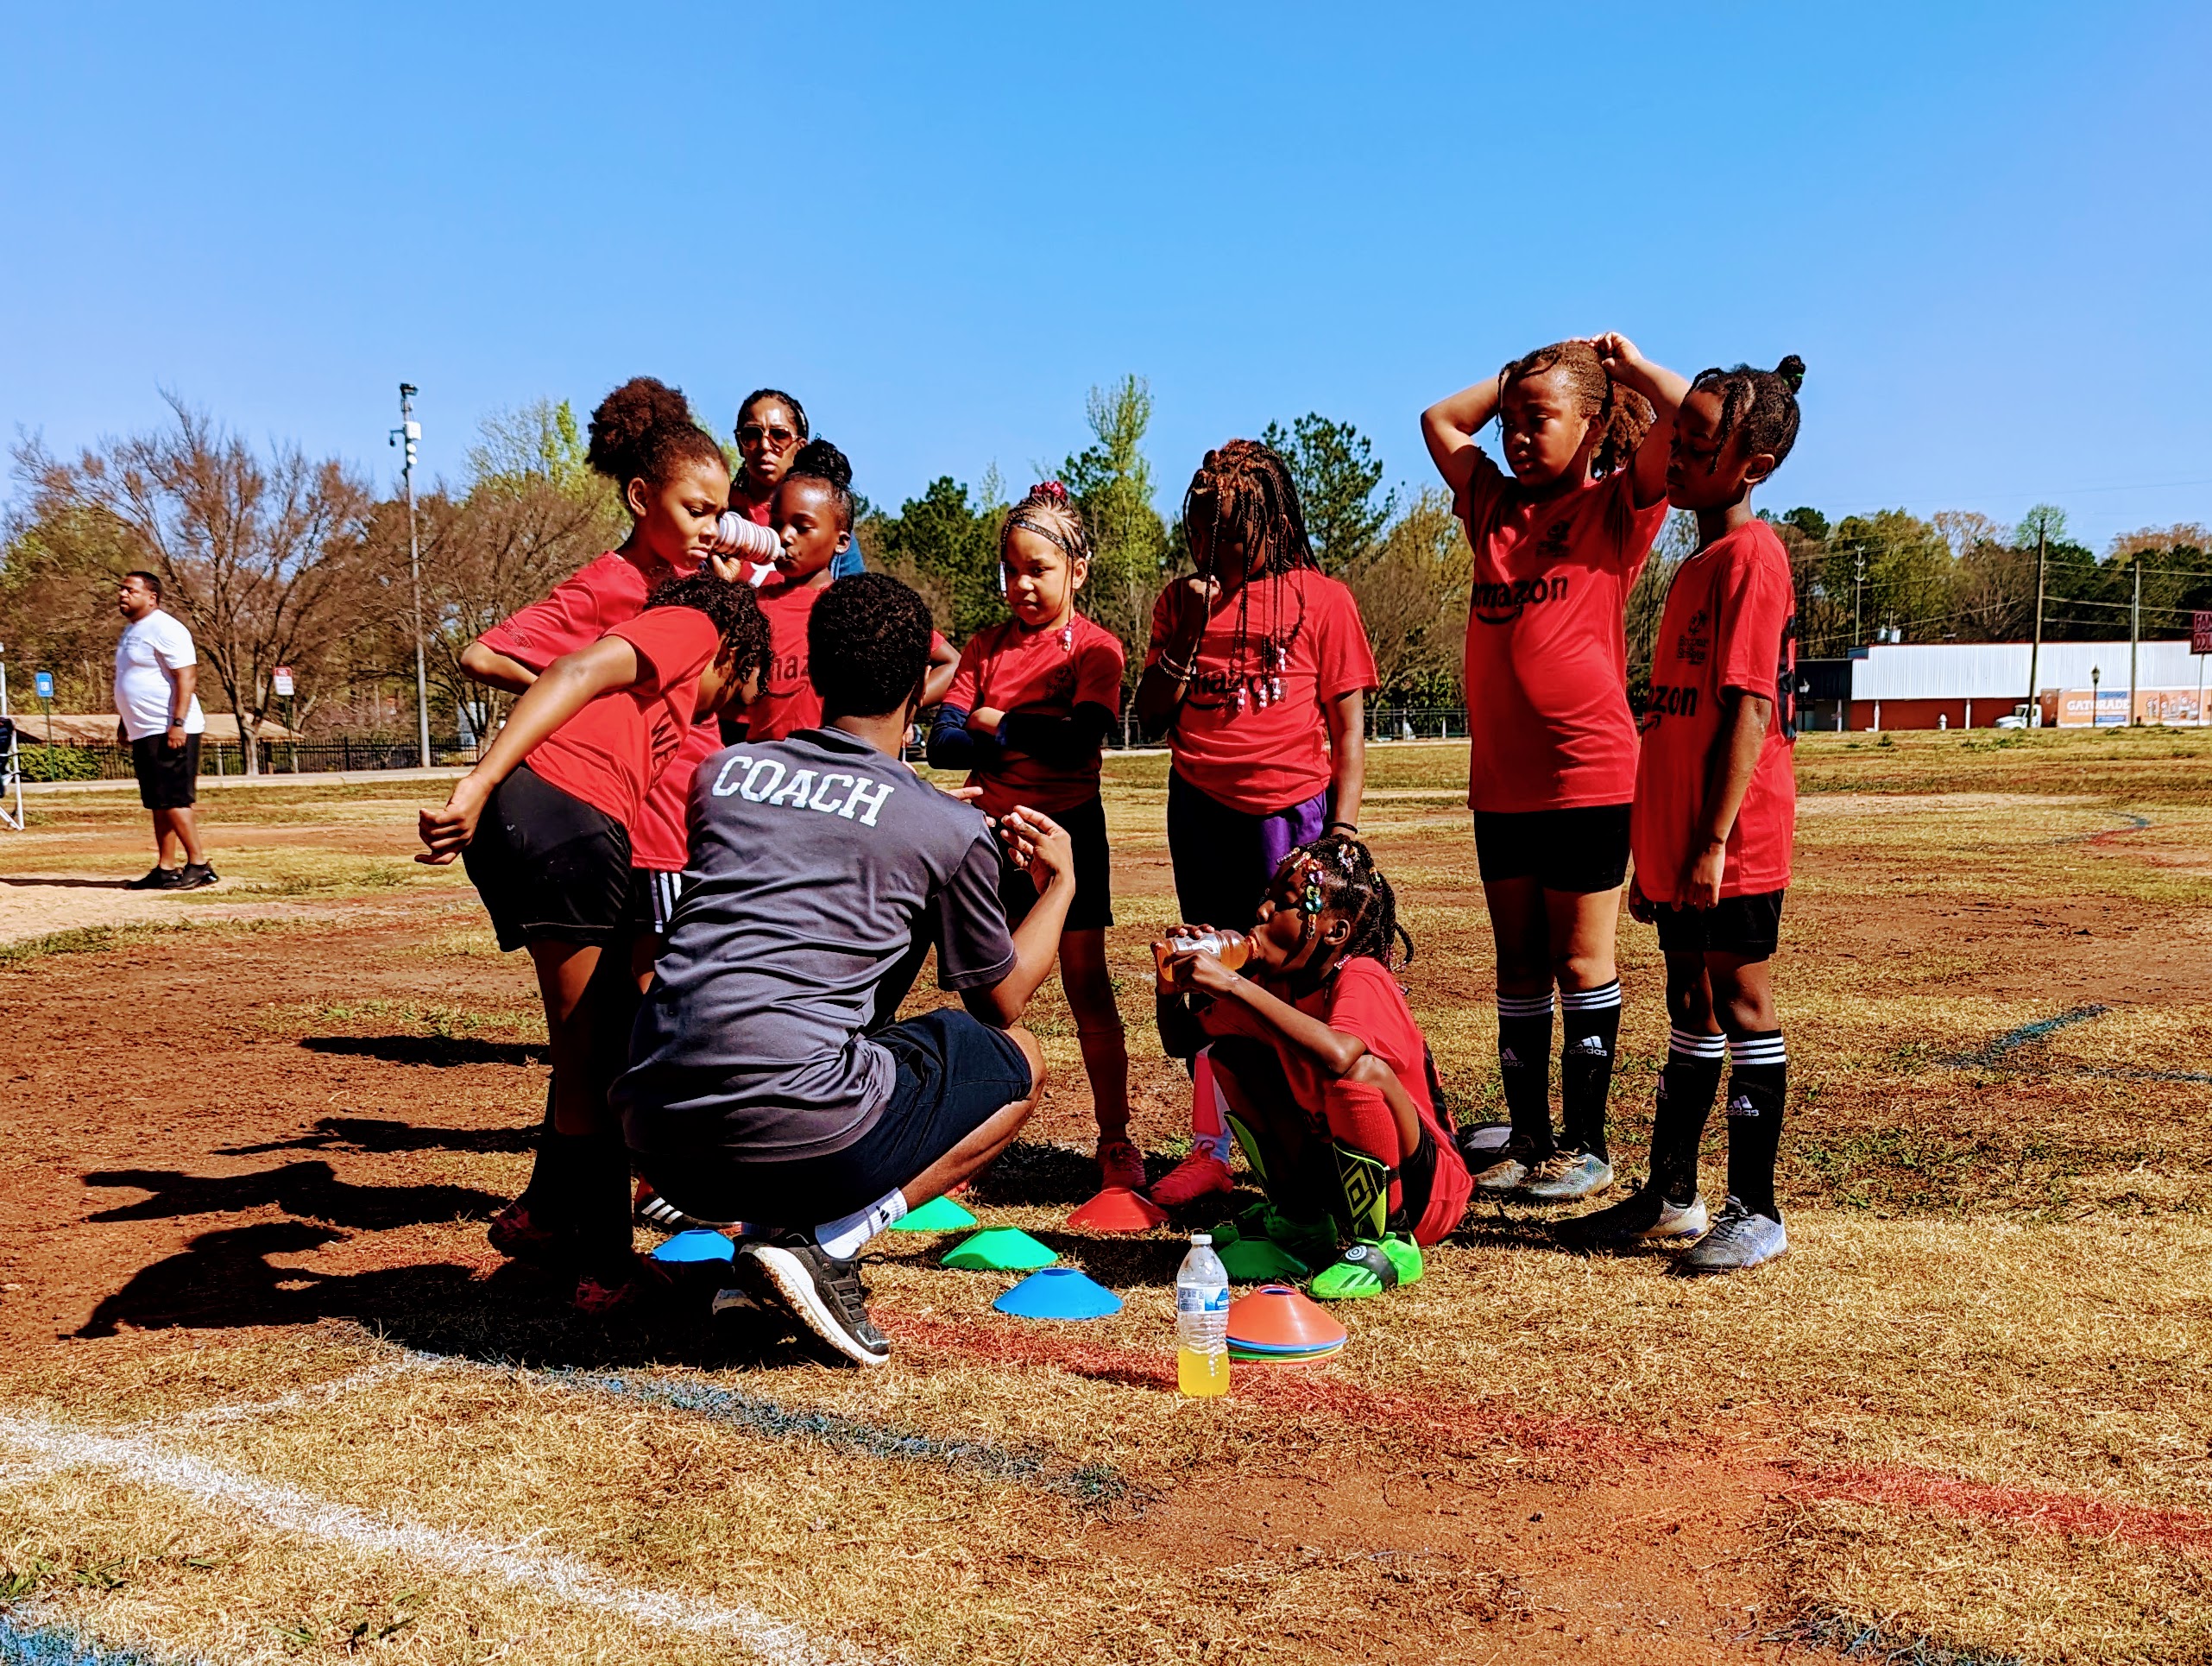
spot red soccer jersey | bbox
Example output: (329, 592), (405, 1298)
(523, 607), (722, 837)
(1145, 570), (1377, 815)
(946, 613), (1125, 817)
(1200, 955), (1471, 1241)
(746, 577), (830, 742)
(476, 550), (714, 869)
(1630, 519), (1798, 903)
(1457, 453), (1668, 813)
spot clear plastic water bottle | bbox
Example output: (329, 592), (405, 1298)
(1175, 1232), (1232, 1397)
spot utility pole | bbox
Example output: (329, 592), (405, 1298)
(392, 384), (430, 767)
(1852, 545), (1867, 647)
(2026, 526), (2046, 725)
(2128, 558), (2142, 725)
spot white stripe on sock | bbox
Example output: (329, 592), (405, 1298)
(1728, 1034), (1787, 1065)
(1558, 981), (1623, 1012)
(1496, 992), (1556, 1018)
(1668, 1028), (1729, 1060)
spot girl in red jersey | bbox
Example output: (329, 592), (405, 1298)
(461, 379), (771, 1246)
(743, 440), (957, 744)
(926, 483), (1135, 1191)
(1421, 338), (1679, 1205)
(422, 574), (768, 1309)
(1564, 350), (1806, 1274)
(1133, 440), (1378, 1207)
(1153, 835), (1471, 1297)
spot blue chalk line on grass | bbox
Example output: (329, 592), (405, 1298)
(1976, 1004), (2110, 1062)
(0, 1613), (182, 1666)
(539, 1370), (1137, 1508)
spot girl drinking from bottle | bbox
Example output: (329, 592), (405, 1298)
(1420, 338), (1678, 1207)
(1153, 834), (1472, 1297)
(927, 483), (1135, 1192)
(1135, 439), (1377, 1207)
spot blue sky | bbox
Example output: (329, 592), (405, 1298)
(3, 2), (2208, 549)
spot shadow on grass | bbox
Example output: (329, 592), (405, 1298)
(299, 1034), (546, 1067)
(83, 1160), (504, 1230)
(219, 1114), (538, 1158)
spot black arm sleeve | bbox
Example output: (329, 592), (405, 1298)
(925, 704), (1004, 772)
(999, 702), (1115, 771)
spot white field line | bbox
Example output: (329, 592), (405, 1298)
(0, 1413), (867, 1666)
(123, 1352), (452, 1434)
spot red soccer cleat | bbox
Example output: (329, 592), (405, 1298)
(1149, 1151), (1234, 1208)
(1095, 1137), (1149, 1194)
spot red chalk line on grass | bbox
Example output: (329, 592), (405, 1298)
(885, 1310), (2212, 1555)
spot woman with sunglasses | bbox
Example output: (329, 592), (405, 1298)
(730, 389), (865, 579)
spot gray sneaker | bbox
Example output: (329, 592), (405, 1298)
(743, 1234), (891, 1366)
(1681, 1196), (1787, 1273)
(1556, 1183), (1708, 1250)
(1472, 1136), (1547, 1194)
(1519, 1150), (1616, 1202)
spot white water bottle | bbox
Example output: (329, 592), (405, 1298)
(1175, 1233), (1231, 1397)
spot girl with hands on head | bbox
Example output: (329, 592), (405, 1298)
(1419, 335), (1679, 1209)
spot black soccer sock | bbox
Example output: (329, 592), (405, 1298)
(1724, 1031), (1787, 1221)
(553, 1131), (634, 1276)
(1558, 980), (1623, 1161)
(1648, 1027), (1727, 1206)
(518, 1078), (557, 1207)
(1495, 990), (1556, 1156)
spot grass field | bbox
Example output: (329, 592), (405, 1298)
(1, 728), (2208, 1664)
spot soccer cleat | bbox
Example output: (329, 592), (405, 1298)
(172, 861), (219, 891)
(1680, 1196), (1788, 1274)
(1149, 1150), (1234, 1208)
(1310, 1234), (1424, 1300)
(744, 1233), (892, 1366)
(633, 1177), (738, 1234)
(125, 865), (183, 891)
(1554, 1183), (1710, 1251)
(486, 1198), (572, 1265)
(572, 1254), (672, 1316)
(1518, 1150), (1616, 1202)
(1095, 1136), (1149, 1194)
(1471, 1136), (1547, 1195)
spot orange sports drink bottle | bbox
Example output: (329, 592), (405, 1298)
(1154, 929), (1252, 992)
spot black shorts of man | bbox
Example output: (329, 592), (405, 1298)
(112, 571), (217, 889)
(615, 574), (1076, 1366)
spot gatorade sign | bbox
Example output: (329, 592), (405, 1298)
(2194, 611), (2212, 656)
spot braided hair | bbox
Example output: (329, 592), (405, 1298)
(1179, 439), (1318, 716)
(1686, 357), (1806, 471)
(586, 376), (728, 501)
(1498, 340), (1654, 478)
(1281, 831), (1413, 973)
(1003, 479), (1093, 566)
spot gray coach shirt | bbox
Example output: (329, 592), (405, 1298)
(616, 727), (1016, 1162)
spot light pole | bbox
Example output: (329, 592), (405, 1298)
(2026, 526), (2045, 724)
(392, 383), (430, 767)
(2128, 558), (2141, 725)
(2090, 665), (2102, 728)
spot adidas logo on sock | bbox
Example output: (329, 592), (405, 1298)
(1724, 1094), (1759, 1118)
(1572, 1036), (1608, 1056)
(1500, 1048), (1522, 1067)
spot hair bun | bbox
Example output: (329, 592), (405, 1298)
(791, 438), (852, 490)
(1774, 355), (1806, 393)
(587, 376), (694, 481)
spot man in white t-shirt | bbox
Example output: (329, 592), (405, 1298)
(113, 571), (217, 890)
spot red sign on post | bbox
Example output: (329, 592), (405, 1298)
(273, 666), (295, 697)
(2194, 611), (2212, 656)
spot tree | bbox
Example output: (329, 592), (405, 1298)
(866, 476), (1004, 644)
(1832, 508), (1955, 644)
(464, 397), (599, 502)
(1260, 413), (1394, 573)
(1342, 489), (1468, 702)
(0, 501), (141, 710)
(16, 396), (375, 772)
(1062, 376), (1170, 682)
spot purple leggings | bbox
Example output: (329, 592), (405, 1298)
(1166, 770), (1329, 933)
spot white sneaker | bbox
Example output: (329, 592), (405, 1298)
(1556, 1182), (1708, 1250)
(1681, 1196), (1787, 1273)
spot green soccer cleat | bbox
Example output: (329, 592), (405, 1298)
(1309, 1234), (1424, 1300)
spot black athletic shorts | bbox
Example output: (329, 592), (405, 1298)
(131, 733), (201, 811)
(999, 792), (1112, 933)
(642, 1007), (1033, 1226)
(1472, 803), (1631, 893)
(461, 762), (632, 953)
(1652, 889), (1786, 958)
(627, 867), (686, 937)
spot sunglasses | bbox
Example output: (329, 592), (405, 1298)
(736, 423), (797, 447)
